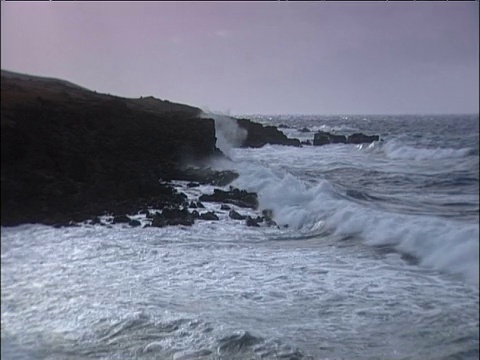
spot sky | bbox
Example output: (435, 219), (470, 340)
(1, 2), (478, 115)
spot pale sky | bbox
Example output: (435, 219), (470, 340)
(1, 2), (478, 115)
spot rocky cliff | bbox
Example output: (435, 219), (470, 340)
(1, 71), (219, 225)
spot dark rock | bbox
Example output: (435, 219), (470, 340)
(187, 182), (200, 188)
(139, 209), (150, 215)
(196, 201), (205, 208)
(278, 124), (291, 129)
(112, 214), (130, 224)
(89, 216), (102, 225)
(313, 130), (378, 146)
(236, 118), (301, 148)
(191, 210), (200, 219)
(199, 211), (219, 221)
(0, 71), (223, 227)
(329, 134), (347, 144)
(174, 167), (239, 187)
(229, 210), (246, 220)
(301, 140), (312, 146)
(189, 201), (198, 208)
(151, 207), (194, 227)
(128, 219), (141, 227)
(262, 209), (277, 227)
(347, 133), (380, 144)
(246, 216), (260, 227)
(255, 216), (264, 223)
(298, 127), (311, 133)
(313, 133), (331, 146)
(220, 204), (231, 210)
(199, 188), (258, 209)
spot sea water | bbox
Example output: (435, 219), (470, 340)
(1, 114), (478, 359)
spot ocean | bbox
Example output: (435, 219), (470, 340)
(1, 114), (479, 359)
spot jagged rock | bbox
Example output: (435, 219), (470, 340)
(347, 133), (380, 144)
(199, 188), (258, 209)
(246, 216), (260, 227)
(236, 118), (301, 148)
(139, 209), (150, 215)
(199, 211), (219, 221)
(220, 204), (231, 210)
(196, 201), (205, 208)
(174, 167), (239, 186)
(189, 201), (198, 209)
(112, 215), (130, 224)
(313, 131), (379, 146)
(187, 182), (200, 188)
(298, 127), (311, 133)
(89, 216), (102, 225)
(229, 210), (246, 220)
(151, 207), (194, 227)
(128, 219), (141, 227)
(262, 209), (277, 227)
(329, 134), (347, 144)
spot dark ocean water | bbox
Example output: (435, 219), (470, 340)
(1, 114), (479, 359)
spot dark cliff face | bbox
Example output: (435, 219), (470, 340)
(1, 73), (218, 225)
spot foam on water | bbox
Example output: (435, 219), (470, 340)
(381, 139), (475, 161)
(215, 145), (479, 286)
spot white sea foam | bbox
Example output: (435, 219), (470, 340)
(381, 139), (473, 161)
(226, 152), (479, 286)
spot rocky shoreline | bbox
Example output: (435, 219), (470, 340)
(1, 70), (381, 228)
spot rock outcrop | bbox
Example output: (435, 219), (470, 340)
(313, 131), (379, 146)
(0, 71), (218, 226)
(236, 118), (300, 148)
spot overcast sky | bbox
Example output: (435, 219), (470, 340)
(1, 2), (478, 115)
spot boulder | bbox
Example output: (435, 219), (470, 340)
(229, 210), (246, 220)
(199, 188), (258, 209)
(199, 211), (219, 221)
(112, 214), (130, 224)
(236, 118), (301, 148)
(246, 216), (260, 227)
(313, 133), (331, 146)
(220, 204), (231, 210)
(128, 219), (141, 227)
(151, 207), (194, 227)
(347, 133), (379, 144)
(298, 127), (311, 133)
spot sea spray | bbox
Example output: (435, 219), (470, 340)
(201, 111), (247, 157)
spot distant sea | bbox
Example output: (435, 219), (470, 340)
(2, 114), (478, 359)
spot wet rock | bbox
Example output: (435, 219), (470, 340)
(199, 188), (258, 209)
(262, 209), (277, 227)
(298, 127), (311, 133)
(236, 118), (301, 148)
(313, 132), (331, 146)
(151, 207), (194, 227)
(347, 133), (380, 144)
(187, 182), (200, 188)
(246, 216), (260, 227)
(89, 216), (102, 225)
(128, 219), (141, 227)
(189, 201), (198, 209)
(174, 167), (239, 187)
(139, 209), (150, 216)
(313, 131), (378, 146)
(199, 211), (219, 221)
(229, 210), (246, 220)
(112, 214), (130, 224)
(301, 140), (312, 146)
(220, 204), (231, 210)
(329, 134), (347, 144)
(196, 201), (205, 208)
